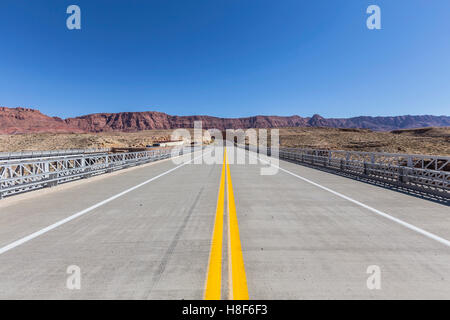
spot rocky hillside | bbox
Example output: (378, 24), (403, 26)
(1, 106), (449, 134)
(0, 107), (83, 134)
(64, 113), (309, 132)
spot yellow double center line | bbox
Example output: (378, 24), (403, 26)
(204, 148), (249, 300)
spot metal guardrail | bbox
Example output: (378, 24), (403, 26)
(242, 145), (450, 200)
(0, 148), (111, 161)
(0, 147), (192, 198)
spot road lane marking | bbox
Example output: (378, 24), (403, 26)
(250, 151), (450, 248)
(226, 149), (249, 300)
(0, 152), (205, 256)
(204, 153), (226, 300)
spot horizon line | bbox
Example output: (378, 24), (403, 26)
(1, 106), (449, 120)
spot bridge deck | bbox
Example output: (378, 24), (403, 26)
(0, 150), (448, 299)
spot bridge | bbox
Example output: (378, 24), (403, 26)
(0, 146), (449, 299)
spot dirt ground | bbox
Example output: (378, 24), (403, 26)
(0, 127), (449, 156)
(274, 127), (450, 155)
(0, 130), (197, 152)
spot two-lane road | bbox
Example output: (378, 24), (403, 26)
(0, 148), (449, 299)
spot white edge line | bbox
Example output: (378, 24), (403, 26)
(249, 151), (450, 248)
(0, 152), (205, 255)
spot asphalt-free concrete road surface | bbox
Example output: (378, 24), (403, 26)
(0, 148), (449, 299)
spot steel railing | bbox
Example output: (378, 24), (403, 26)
(241, 144), (450, 200)
(0, 147), (194, 198)
(0, 148), (111, 161)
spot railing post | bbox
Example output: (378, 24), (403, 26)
(83, 167), (92, 178)
(44, 161), (50, 180)
(399, 167), (409, 183)
(344, 154), (350, 171)
(47, 172), (58, 187)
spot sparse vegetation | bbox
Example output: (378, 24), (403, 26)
(0, 127), (448, 156)
(0, 130), (189, 152)
(275, 127), (449, 155)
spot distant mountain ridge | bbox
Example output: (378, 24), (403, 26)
(0, 106), (449, 134)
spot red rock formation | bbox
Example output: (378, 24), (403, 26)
(64, 113), (310, 131)
(0, 107), (84, 134)
(0, 106), (449, 134)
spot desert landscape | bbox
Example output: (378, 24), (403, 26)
(0, 106), (449, 155)
(1, 2), (450, 304)
(1, 106), (450, 134)
(0, 129), (207, 152)
(276, 126), (450, 155)
(1, 126), (448, 156)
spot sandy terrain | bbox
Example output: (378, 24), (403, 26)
(0, 127), (449, 156)
(0, 130), (194, 152)
(275, 127), (450, 155)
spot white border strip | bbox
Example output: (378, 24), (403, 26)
(0, 152), (204, 255)
(251, 152), (450, 248)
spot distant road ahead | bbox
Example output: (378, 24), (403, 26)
(0, 149), (449, 299)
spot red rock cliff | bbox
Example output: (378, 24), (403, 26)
(1, 107), (449, 134)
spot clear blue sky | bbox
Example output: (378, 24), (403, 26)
(0, 0), (449, 118)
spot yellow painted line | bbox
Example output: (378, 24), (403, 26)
(204, 152), (226, 300)
(225, 148), (249, 300)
